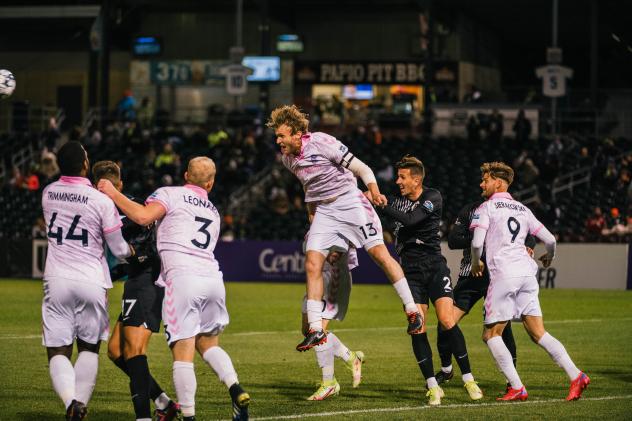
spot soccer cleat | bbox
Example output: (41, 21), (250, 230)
(344, 351), (365, 388)
(426, 385), (444, 406)
(230, 383), (250, 421)
(434, 369), (454, 385)
(155, 400), (181, 421)
(406, 311), (424, 335)
(497, 386), (528, 401)
(566, 372), (590, 401)
(464, 380), (483, 400)
(65, 400), (87, 421)
(307, 378), (340, 401)
(296, 329), (327, 352)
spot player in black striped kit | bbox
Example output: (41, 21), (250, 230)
(376, 155), (482, 405)
(435, 199), (536, 388)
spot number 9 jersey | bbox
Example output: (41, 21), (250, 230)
(145, 184), (221, 278)
(470, 192), (543, 280)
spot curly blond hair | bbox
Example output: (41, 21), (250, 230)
(266, 105), (309, 135)
(480, 161), (514, 185)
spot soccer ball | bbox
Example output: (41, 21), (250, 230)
(0, 69), (16, 98)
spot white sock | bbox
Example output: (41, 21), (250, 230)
(462, 373), (474, 383)
(154, 392), (170, 410)
(393, 278), (417, 313)
(137, 418), (152, 421)
(487, 336), (523, 389)
(314, 339), (335, 381)
(442, 364), (453, 373)
(328, 333), (353, 362)
(74, 351), (98, 404)
(538, 332), (581, 380)
(202, 347), (239, 389)
(306, 299), (324, 331)
(173, 361), (196, 417)
(427, 376), (439, 389)
(49, 355), (76, 409)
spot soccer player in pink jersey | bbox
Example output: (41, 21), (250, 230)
(301, 246), (365, 400)
(267, 105), (423, 352)
(470, 162), (589, 401)
(41, 141), (133, 420)
(98, 157), (249, 421)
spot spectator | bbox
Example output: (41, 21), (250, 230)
(39, 150), (60, 185)
(585, 207), (605, 241)
(602, 207), (626, 238)
(137, 96), (154, 129)
(8, 166), (25, 189)
(488, 109), (504, 143)
(513, 109), (532, 144)
(154, 142), (180, 178)
(24, 165), (40, 191)
(116, 89), (137, 121)
(43, 117), (61, 151)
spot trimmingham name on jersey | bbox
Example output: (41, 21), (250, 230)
(47, 190), (89, 204)
(182, 194), (213, 209)
(494, 201), (527, 211)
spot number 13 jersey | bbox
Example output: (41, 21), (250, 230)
(146, 184), (221, 277)
(470, 192), (543, 280)
(42, 176), (122, 288)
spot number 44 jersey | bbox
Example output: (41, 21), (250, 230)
(42, 176), (123, 288)
(146, 184), (221, 278)
(470, 192), (544, 280)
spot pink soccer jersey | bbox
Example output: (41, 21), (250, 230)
(146, 184), (221, 275)
(42, 176), (122, 288)
(470, 192), (543, 280)
(281, 132), (358, 202)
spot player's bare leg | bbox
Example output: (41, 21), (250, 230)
(434, 298), (482, 400)
(483, 322), (528, 401)
(365, 244), (423, 334)
(522, 315), (589, 400)
(195, 333), (250, 420)
(297, 250), (328, 351)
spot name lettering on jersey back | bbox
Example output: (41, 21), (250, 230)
(494, 201), (526, 212)
(183, 194), (212, 209)
(47, 190), (89, 204)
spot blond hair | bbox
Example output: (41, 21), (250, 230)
(92, 160), (121, 184)
(480, 161), (514, 185)
(396, 155), (425, 179)
(266, 105), (309, 134)
(186, 156), (216, 186)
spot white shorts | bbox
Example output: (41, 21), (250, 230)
(306, 188), (384, 255)
(41, 278), (109, 347)
(163, 274), (229, 345)
(484, 275), (542, 325)
(302, 251), (353, 321)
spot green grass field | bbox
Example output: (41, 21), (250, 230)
(1, 279), (631, 420)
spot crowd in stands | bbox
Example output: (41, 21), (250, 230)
(1, 101), (631, 244)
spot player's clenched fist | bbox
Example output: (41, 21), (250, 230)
(97, 178), (117, 197)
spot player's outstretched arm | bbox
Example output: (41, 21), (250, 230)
(346, 158), (386, 206)
(470, 226), (487, 276)
(98, 179), (166, 226)
(534, 225), (556, 268)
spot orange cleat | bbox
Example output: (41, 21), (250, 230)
(566, 372), (590, 401)
(496, 386), (528, 401)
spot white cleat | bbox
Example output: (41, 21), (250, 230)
(345, 351), (365, 388)
(307, 379), (340, 401)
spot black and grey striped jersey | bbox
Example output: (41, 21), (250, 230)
(379, 187), (443, 262)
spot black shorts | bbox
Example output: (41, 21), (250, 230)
(403, 256), (453, 305)
(117, 270), (164, 333)
(453, 273), (491, 313)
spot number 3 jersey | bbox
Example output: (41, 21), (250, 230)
(145, 184), (221, 278)
(470, 192), (544, 280)
(42, 176), (123, 288)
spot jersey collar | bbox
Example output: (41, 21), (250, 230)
(59, 176), (92, 186)
(297, 132), (311, 160)
(489, 192), (513, 200)
(184, 184), (208, 199)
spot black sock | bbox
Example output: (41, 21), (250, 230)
(126, 355), (152, 419)
(112, 356), (130, 375)
(502, 322), (517, 368)
(436, 323), (452, 369)
(411, 332), (435, 380)
(444, 325), (472, 375)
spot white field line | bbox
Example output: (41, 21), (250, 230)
(2, 317), (632, 340)
(243, 394), (632, 421)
